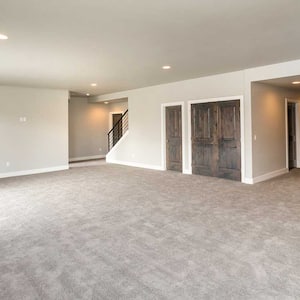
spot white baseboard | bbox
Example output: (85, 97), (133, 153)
(69, 155), (105, 162)
(183, 168), (192, 175)
(106, 158), (164, 171)
(251, 168), (289, 184)
(0, 165), (69, 179)
(242, 177), (254, 184)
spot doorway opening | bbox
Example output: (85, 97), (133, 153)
(287, 101), (298, 169)
(111, 113), (123, 147)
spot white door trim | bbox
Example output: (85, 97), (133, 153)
(109, 111), (124, 130)
(187, 95), (246, 183)
(161, 102), (186, 173)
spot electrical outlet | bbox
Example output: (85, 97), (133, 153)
(6, 161), (10, 167)
(19, 117), (27, 122)
(99, 148), (102, 152)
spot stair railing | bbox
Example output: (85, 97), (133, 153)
(107, 109), (128, 151)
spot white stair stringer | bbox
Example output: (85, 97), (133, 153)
(106, 130), (129, 162)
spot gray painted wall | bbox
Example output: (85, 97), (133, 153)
(93, 71), (245, 172)
(0, 86), (68, 176)
(251, 82), (300, 177)
(2, 59), (300, 182)
(94, 58), (300, 183)
(69, 97), (109, 160)
(69, 97), (128, 160)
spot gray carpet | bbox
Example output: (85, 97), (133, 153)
(0, 164), (300, 300)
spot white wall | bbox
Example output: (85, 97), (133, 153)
(0, 86), (69, 178)
(94, 58), (300, 183)
(3, 59), (300, 181)
(93, 71), (245, 172)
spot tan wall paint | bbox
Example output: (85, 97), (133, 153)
(108, 101), (128, 114)
(69, 97), (108, 159)
(68, 97), (128, 160)
(0, 86), (68, 175)
(107, 101), (128, 130)
(251, 82), (300, 178)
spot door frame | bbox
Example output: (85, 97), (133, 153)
(109, 111), (124, 130)
(161, 102), (186, 173)
(108, 110), (125, 134)
(187, 95), (245, 183)
(285, 98), (300, 169)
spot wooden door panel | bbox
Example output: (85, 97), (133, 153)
(192, 144), (214, 176)
(218, 147), (241, 179)
(166, 106), (182, 172)
(168, 143), (182, 170)
(217, 101), (241, 180)
(193, 105), (213, 139)
(191, 103), (216, 176)
(191, 100), (241, 181)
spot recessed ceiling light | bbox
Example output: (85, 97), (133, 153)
(104, 101), (109, 104)
(86, 93), (90, 96)
(162, 65), (171, 70)
(0, 34), (8, 40)
(292, 81), (300, 85)
(90, 83), (97, 87)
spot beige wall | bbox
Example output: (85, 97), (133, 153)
(69, 97), (108, 160)
(108, 101), (128, 113)
(69, 97), (128, 160)
(251, 82), (300, 178)
(107, 101), (128, 130)
(0, 86), (69, 177)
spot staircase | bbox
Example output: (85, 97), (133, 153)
(107, 109), (128, 151)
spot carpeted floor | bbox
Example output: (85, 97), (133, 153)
(0, 164), (299, 300)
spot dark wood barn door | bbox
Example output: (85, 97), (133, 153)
(288, 103), (297, 169)
(166, 105), (182, 172)
(191, 102), (216, 177)
(191, 100), (241, 181)
(217, 101), (241, 180)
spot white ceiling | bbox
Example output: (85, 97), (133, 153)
(1, 0), (300, 95)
